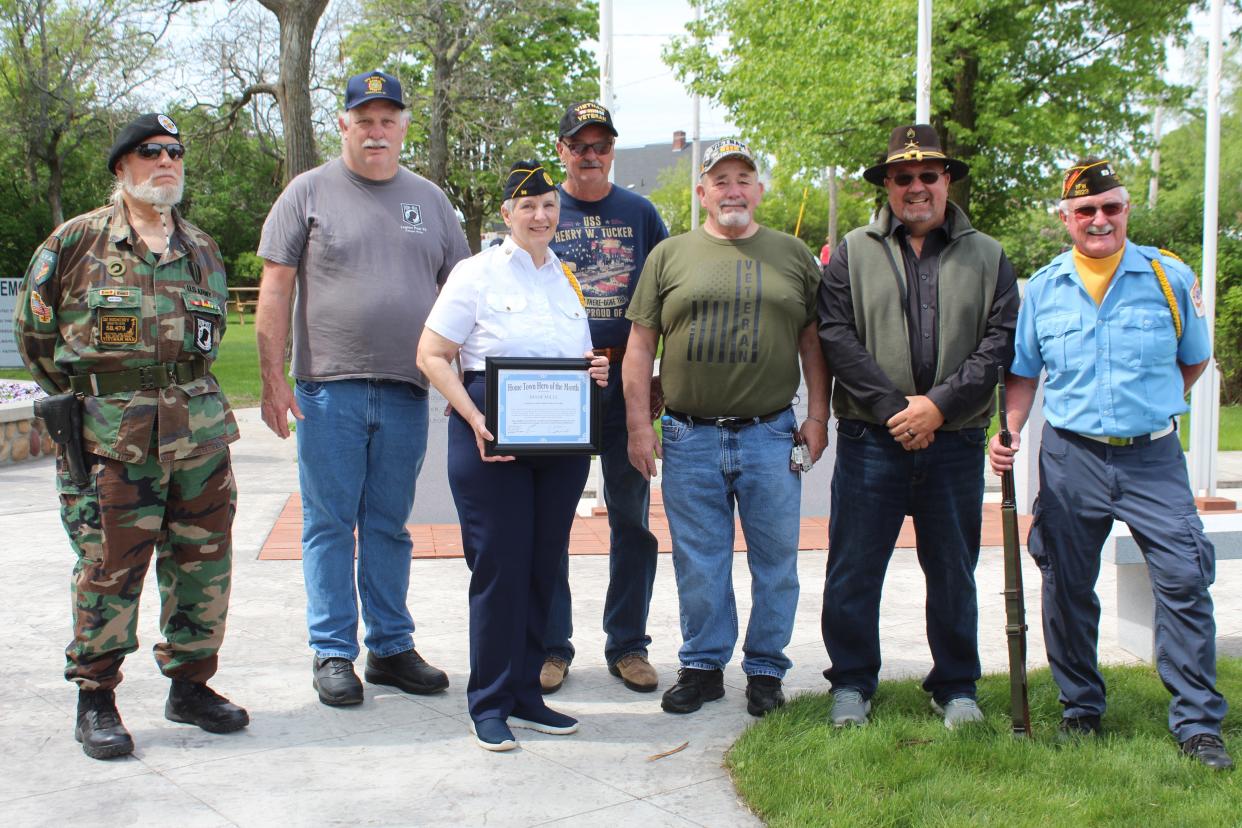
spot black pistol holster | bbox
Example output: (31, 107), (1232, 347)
(34, 392), (90, 486)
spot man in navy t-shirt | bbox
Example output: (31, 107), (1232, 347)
(542, 101), (669, 695)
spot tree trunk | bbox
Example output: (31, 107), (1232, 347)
(47, 150), (64, 227)
(266, 0), (328, 183)
(944, 47), (978, 218)
(463, 203), (483, 254)
(427, 1), (453, 188)
(827, 165), (838, 249)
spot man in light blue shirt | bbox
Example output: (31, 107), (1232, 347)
(990, 159), (1230, 770)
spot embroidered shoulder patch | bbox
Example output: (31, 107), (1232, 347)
(1191, 279), (1206, 318)
(30, 290), (52, 323)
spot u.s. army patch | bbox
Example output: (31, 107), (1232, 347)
(100, 315), (139, 344)
(30, 289), (52, 323)
(34, 248), (57, 289)
(194, 315), (214, 354)
(1191, 279), (1206, 318)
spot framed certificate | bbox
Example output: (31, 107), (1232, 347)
(484, 357), (601, 456)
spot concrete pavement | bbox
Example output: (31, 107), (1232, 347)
(1, 406), (1239, 827)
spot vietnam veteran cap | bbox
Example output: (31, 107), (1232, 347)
(107, 113), (180, 174)
(502, 160), (556, 200)
(1061, 158), (1123, 200)
(700, 138), (757, 175)
(558, 101), (618, 138)
(345, 70), (405, 110)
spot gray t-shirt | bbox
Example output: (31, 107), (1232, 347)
(258, 158), (470, 386)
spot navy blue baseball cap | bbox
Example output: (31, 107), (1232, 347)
(344, 70), (405, 110)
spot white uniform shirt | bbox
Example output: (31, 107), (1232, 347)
(425, 236), (592, 370)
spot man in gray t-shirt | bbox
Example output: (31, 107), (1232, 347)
(256, 70), (470, 708)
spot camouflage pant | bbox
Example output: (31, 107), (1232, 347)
(58, 447), (236, 691)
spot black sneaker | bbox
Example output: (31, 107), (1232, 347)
(1057, 714), (1102, 741)
(313, 656), (364, 706)
(660, 667), (724, 714)
(165, 680), (249, 734)
(364, 649), (449, 695)
(75, 688), (134, 760)
(1180, 733), (1234, 771)
(745, 674), (785, 717)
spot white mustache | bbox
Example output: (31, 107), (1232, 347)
(1086, 224), (1114, 235)
(362, 139), (390, 149)
(720, 200), (748, 209)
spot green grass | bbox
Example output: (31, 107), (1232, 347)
(728, 659), (1240, 828)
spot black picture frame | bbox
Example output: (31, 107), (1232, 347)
(484, 357), (601, 456)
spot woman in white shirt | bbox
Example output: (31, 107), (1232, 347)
(417, 161), (607, 752)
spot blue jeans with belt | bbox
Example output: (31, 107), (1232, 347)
(295, 378), (428, 661)
(822, 418), (986, 703)
(449, 374), (590, 722)
(661, 407), (801, 677)
(544, 367), (659, 666)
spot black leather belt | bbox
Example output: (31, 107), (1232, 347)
(665, 406), (790, 429)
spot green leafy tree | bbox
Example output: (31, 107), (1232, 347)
(343, 0), (597, 250)
(665, 0), (1205, 233)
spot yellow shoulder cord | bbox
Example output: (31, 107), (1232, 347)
(1150, 259), (1182, 340)
(561, 262), (586, 307)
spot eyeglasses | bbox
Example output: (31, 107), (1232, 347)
(133, 142), (185, 161)
(561, 140), (614, 157)
(887, 170), (945, 187)
(1071, 202), (1126, 220)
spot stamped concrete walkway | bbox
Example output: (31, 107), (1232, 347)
(1, 407), (1239, 827)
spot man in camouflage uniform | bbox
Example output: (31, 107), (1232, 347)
(13, 113), (248, 760)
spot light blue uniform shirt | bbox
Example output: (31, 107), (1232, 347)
(1011, 242), (1211, 437)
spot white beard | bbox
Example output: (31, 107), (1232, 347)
(123, 175), (183, 208)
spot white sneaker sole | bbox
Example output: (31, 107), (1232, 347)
(509, 716), (579, 736)
(470, 721), (517, 751)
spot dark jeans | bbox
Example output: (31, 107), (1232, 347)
(822, 418), (986, 703)
(544, 365), (659, 666)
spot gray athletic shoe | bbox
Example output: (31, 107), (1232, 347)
(931, 697), (984, 729)
(830, 688), (871, 727)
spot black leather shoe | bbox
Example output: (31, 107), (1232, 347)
(1180, 733), (1234, 770)
(745, 674), (785, 717)
(313, 656), (364, 706)
(165, 680), (249, 733)
(1057, 714), (1102, 741)
(75, 688), (134, 760)
(364, 649), (449, 695)
(660, 668), (724, 714)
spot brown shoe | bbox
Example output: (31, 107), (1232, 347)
(540, 657), (569, 694)
(609, 653), (658, 692)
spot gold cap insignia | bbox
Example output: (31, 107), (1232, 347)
(366, 76), (385, 94)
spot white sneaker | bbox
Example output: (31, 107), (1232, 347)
(931, 697), (984, 729)
(830, 688), (871, 727)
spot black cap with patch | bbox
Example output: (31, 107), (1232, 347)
(108, 113), (180, 174)
(502, 160), (557, 201)
(558, 101), (618, 138)
(1061, 158), (1123, 200)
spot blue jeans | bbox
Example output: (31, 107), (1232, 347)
(822, 419), (985, 703)
(295, 378), (429, 661)
(660, 408), (801, 677)
(545, 368), (659, 665)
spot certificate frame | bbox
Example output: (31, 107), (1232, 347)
(484, 357), (601, 456)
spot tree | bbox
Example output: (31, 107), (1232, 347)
(344, 0), (597, 250)
(665, 0), (1204, 233)
(0, 0), (168, 226)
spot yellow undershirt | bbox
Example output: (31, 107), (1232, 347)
(1072, 244), (1125, 306)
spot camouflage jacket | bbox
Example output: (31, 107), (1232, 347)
(13, 200), (239, 463)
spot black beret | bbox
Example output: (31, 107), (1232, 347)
(108, 113), (181, 174)
(502, 160), (556, 201)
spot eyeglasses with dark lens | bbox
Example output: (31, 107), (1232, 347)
(562, 140), (614, 157)
(888, 170), (945, 187)
(133, 142), (185, 161)
(1072, 202), (1126, 219)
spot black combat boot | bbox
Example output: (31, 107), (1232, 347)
(165, 680), (250, 734)
(75, 688), (134, 760)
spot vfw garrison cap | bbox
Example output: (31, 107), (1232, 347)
(1061, 158), (1123, 200)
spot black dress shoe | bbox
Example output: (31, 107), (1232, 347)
(1180, 733), (1234, 770)
(1057, 714), (1102, 741)
(75, 688), (134, 760)
(314, 656), (364, 706)
(165, 680), (250, 733)
(745, 674), (785, 717)
(660, 667), (724, 714)
(364, 649), (449, 695)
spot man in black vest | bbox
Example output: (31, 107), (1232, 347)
(817, 125), (1018, 729)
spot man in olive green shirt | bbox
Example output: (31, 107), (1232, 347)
(623, 139), (830, 718)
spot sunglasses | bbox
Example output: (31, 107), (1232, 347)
(1072, 202), (1126, 219)
(133, 142), (186, 161)
(887, 170), (946, 187)
(561, 140), (614, 157)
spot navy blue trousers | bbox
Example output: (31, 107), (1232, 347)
(447, 376), (589, 723)
(1030, 423), (1227, 740)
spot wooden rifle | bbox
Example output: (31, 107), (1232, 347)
(997, 366), (1032, 737)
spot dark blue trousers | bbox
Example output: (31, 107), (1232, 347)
(1030, 423), (1227, 740)
(447, 376), (589, 723)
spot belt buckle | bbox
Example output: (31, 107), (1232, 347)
(1106, 436), (1132, 447)
(714, 416), (746, 429)
(137, 365), (158, 390)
